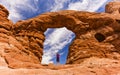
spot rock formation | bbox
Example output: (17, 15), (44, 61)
(13, 2), (120, 64)
(0, 1), (120, 75)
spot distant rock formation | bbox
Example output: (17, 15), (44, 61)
(0, 1), (120, 75)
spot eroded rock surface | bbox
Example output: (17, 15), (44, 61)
(0, 1), (120, 75)
(13, 3), (120, 64)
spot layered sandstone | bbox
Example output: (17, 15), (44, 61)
(0, 1), (120, 75)
(0, 4), (44, 69)
(13, 4), (120, 64)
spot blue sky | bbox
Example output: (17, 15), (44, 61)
(0, 0), (113, 64)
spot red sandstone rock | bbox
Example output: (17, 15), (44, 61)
(0, 1), (120, 75)
(105, 1), (120, 14)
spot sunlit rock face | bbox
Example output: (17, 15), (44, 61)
(0, 4), (45, 69)
(105, 1), (120, 14)
(14, 11), (120, 64)
(1, 2), (120, 71)
(14, 3), (120, 65)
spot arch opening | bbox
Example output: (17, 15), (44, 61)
(41, 27), (75, 64)
(95, 33), (106, 42)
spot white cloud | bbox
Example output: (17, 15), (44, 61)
(68, 0), (89, 11)
(41, 27), (75, 64)
(50, 0), (66, 11)
(50, 0), (109, 12)
(0, 0), (39, 22)
(67, 0), (108, 12)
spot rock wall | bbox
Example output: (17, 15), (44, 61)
(0, 1), (120, 69)
(13, 7), (120, 64)
(0, 4), (44, 69)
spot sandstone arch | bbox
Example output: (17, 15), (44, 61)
(13, 10), (120, 65)
(0, 2), (120, 68)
